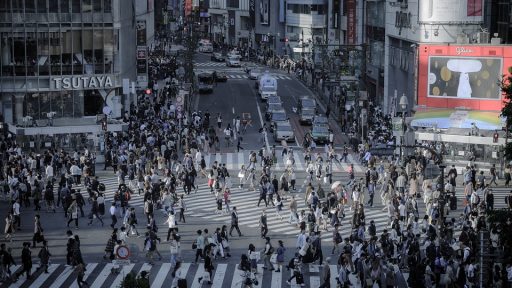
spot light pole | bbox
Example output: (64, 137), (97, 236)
(398, 93), (409, 167)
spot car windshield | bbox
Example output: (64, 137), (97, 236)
(302, 109), (315, 116)
(277, 124), (293, 132)
(301, 99), (315, 108)
(272, 112), (287, 121)
(314, 116), (328, 124)
(313, 125), (329, 133)
(268, 103), (282, 111)
(261, 86), (276, 92)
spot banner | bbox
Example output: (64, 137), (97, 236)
(260, 0), (269, 25)
(136, 20), (147, 46)
(249, 0), (256, 28)
(346, 0), (356, 44)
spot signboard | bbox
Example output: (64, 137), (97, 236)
(417, 45), (512, 111)
(249, 0), (256, 27)
(116, 245), (130, 259)
(346, 0), (356, 44)
(260, 0), (269, 25)
(418, 0), (483, 23)
(184, 0), (192, 17)
(51, 75), (114, 90)
(137, 47), (147, 60)
(136, 20), (147, 46)
(392, 117), (404, 137)
(137, 59), (147, 74)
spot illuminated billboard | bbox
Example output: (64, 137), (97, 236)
(427, 56), (502, 99)
(418, 45), (512, 111)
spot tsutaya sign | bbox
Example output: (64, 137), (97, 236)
(51, 75), (115, 90)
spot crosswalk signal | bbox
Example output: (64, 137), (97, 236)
(102, 120), (107, 132)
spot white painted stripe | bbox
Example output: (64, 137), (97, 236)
(226, 153), (234, 170)
(151, 263), (172, 288)
(215, 153), (222, 165)
(54, 265), (80, 288)
(237, 152), (245, 170)
(10, 266), (39, 288)
(190, 264), (206, 288)
(137, 263), (152, 277)
(110, 263), (135, 288)
(28, 264), (60, 288)
(330, 265), (339, 288)
(310, 263), (320, 273)
(230, 266), (245, 288)
(255, 264), (264, 286)
(309, 275), (321, 287)
(211, 263), (227, 287)
(90, 263), (113, 288)
(347, 154), (363, 172)
(205, 153), (212, 168)
(69, 263), (98, 288)
(271, 267), (283, 287)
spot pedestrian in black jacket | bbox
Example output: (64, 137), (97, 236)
(14, 242), (32, 281)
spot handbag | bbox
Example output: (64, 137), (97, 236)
(192, 240), (197, 250)
(238, 172), (245, 178)
(323, 176), (328, 184)
(270, 253), (277, 264)
(170, 245), (178, 254)
(221, 239), (229, 248)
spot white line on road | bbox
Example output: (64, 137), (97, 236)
(256, 101), (270, 153)
(232, 107), (235, 114)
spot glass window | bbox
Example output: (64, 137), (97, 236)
(37, 0), (47, 13)
(82, 30), (93, 74)
(26, 32), (37, 76)
(93, 29), (103, 73)
(37, 28), (50, 76)
(13, 32), (26, 76)
(12, 0), (23, 13)
(104, 0), (111, 12)
(25, 0), (36, 13)
(1, 32), (14, 76)
(83, 0), (92, 12)
(49, 0), (58, 12)
(71, 30), (82, 74)
(49, 32), (61, 75)
(103, 29), (113, 73)
(93, 0), (102, 12)
(72, 0), (81, 13)
(0, 1), (11, 13)
(60, 0), (70, 12)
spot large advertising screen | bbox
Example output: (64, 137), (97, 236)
(427, 56), (502, 99)
(418, 0), (483, 24)
(418, 45), (512, 111)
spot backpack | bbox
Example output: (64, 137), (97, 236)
(335, 232), (342, 244)
(125, 191), (131, 201)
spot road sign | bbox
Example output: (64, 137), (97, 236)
(116, 245), (130, 259)
(112, 259), (131, 266)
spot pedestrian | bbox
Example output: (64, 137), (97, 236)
(171, 261), (187, 288)
(319, 258), (331, 288)
(260, 210), (268, 238)
(37, 240), (51, 273)
(177, 194), (186, 223)
(32, 215), (45, 248)
(12, 199), (21, 230)
(198, 246), (214, 285)
(4, 212), (14, 241)
(229, 207), (242, 237)
(75, 262), (89, 288)
(67, 199), (79, 229)
(286, 253), (304, 286)
(14, 242), (32, 281)
(109, 202), (117, 228)
(169, 233), (179, 268)
(126, 207), (140, 236)
(262, 237), (275, 271)
(87, 197), (104, 226)
(1, 244), (16, 281)
(144, 232), (157, 265)
(165, 211), (177, 241)
(194, 229), (205, 264)
(248, 243), (259, 274)
(217, 113), (222, 129)
(276, 240), (286, 272)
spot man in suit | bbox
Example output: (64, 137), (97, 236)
(229, 207), (242, 237)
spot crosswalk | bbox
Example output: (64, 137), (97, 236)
(223, 74), (292, 80)
(4, 261), (371, 288)
(199, 150), (365, 173)
(194, 62), (231, 67)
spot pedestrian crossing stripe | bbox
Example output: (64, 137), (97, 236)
(6, 262), (379, 288)
(85, 170), (511, 245)
(225, 74), (292, 80)
(200, 150), (365, 173)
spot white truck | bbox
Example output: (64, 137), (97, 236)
(258, 73), (278, 101)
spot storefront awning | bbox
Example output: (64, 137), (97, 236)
(410, 109), (504, 130)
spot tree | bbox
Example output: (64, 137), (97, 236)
(500, 66), (512, 160)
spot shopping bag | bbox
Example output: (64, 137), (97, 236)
(270, 253), (277, 264)
(323, 176), (328, 184)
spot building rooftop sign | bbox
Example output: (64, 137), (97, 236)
(51, 75), (115, 90)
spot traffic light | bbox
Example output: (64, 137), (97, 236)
(145, 88), (152, 95)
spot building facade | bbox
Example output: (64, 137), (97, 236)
(0, 0), (152, 151)
(207, 0), (251, 47)
(383, 0), (483, 114)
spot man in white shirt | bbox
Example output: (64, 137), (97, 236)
(70, 162), (81, 185)
(110, 202), (117, 228)
(45, 164), (54, 183)
(296, 230), (307, 250)
(12, 199), (21, 230)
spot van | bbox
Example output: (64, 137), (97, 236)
(198, 40), (213, 53)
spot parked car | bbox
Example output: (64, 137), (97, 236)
(211, 52), (225, 62)
(273, 121), (294, 142)
(310, 124), (329, 144)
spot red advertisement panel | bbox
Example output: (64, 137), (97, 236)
(185, 0), (192, 17)
(417, 45), (512, 111)
(467, 0), (482, 16)
(346, 0), (356, 44)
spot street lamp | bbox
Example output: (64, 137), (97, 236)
(398, 93), (409, 166)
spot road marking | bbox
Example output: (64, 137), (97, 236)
(28, 264), (59, 288)
(255, 102), (270, 153)
(69, 263), (98, 288)
(232, 107), (235, 114)
(90, 263), (113, 288)
(111, 263), (135, 288)
(271, 268), (283, 287)
(212, 263), (227, 287)
(151, 263), (172, 288)
(191, 265), (206, 288)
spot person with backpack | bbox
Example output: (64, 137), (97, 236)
(126, 207), (140, 237)
(261, 237), (275, 271)
(286, 253), (304, 286)
(505, 190), (512, 210)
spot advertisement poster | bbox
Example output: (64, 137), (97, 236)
(417, 45), (512, 111)
(346, 0), (356, 44)
(418, 0), (483, 23)
(427, 56), (502, 99)
(260, 0), (269, 25)
(136, 20), (146, 46)
(184, 0), (192, 17)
